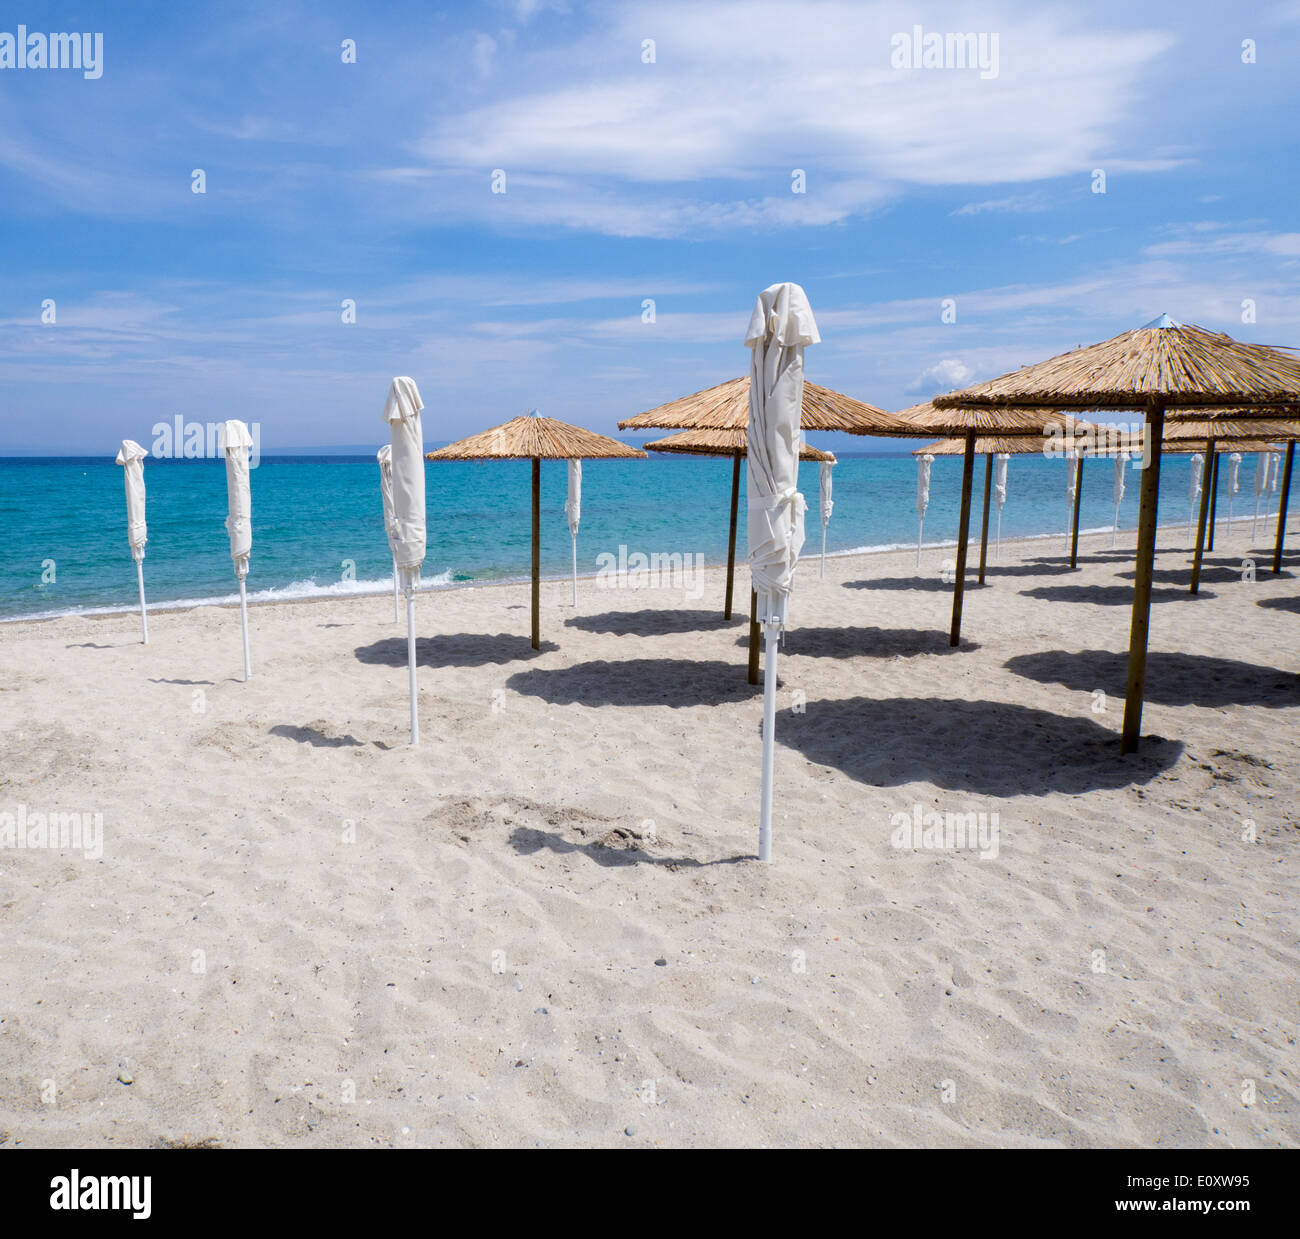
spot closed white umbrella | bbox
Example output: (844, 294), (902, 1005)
(915, 453), (933, 569)
(1065, 450), (1078, 553)
(992, 453), (1009, 559)
(1187, 453), (1203, 542)
(1252, 450), (1270, 542)
(218, 420), (254, 681)
(383, 377), (426, 745)
(1269, 450), (1282, 518)
(565, 459), (582, 605)
(377, 445), (400, 622)
(115, 439), (149, 644)
(1112, 453), (1127, 548)
(745, 281), (819, 863)
(1227, 452), (1242, 538)
(818, 455), (834, 578)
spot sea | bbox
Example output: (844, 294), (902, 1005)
(0, 450), (1280, 623)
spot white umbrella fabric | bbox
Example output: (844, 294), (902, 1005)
(993, 453), (1008, 558)
(818, 455), (834, 578)
(565, 459), (582, 605)
(915, 453), (933, 569)
(1187, 453), (1203, 542)
(377, 445), (400, 622)
(1227, 451), (1242, 538)
(115, 439), (150, 644)
(1065, 450), (1078, 553)
(218, 420), (254, 681)
(1112, 453), (1127, 548)
(744, 281), (819, 863)
(1252, 451), (1270, 542)
(383, 377), (426, 745)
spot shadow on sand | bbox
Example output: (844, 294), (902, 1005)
(355, 632), (557, 668)
(1258, 595), (1300, 614)
(777, 696), (1182, 794)
(1019, 584), (1215, 606)
(565, 609), (742, 637)
(506, 657), (757, 707)
(507, 825), (746, 868)
(269, 723), (367, 748)
(1005, 649), (1300, 709)
(732, 626), (973, 659)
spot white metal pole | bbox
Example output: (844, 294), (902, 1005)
(1112, 502), (1120, 549)
(238, 578), (251, 682)
(995, 509), (1002, 559)
(916, 517), (924, 569)
(406, 588), (418, 745)
(571, 534), (578, 606)
(758, 620), (779, 863)
(136, 560), (149, 645)
(392, 557), (399, 622)
(820, 525), (826, 578)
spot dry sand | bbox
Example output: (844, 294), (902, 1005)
(1, 520), (1297, 1148)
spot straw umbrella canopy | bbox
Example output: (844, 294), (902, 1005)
(426, 412), (645, 650)
(621, 376), (910, 622)
(930, 314), (1300, 752)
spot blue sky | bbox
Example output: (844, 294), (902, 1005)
(2, 0), (1298, 454)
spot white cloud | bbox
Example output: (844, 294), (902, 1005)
(905, 358), (973, 397)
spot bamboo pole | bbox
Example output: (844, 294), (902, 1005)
(1206, 451), (1220, 551)
(1272, 440), (1295, 574)
(1189, 440), (1216, 594)
(977, 453), (993, 585)
(1068, 456), (1084, 570)
(747, 589), (760, 684)
(1121, 403), (1165, 754)
(948, 429), (976, 647)
(724, 452), (741, 620)
(531, 458), (541, 650)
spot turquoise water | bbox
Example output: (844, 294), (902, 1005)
(0, 451), (1277, 622)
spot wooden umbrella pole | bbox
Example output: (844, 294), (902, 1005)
(1121, 402), (1165, 754)
(747, 589), (760, 684)
(531, 457), (541, 650)
(948, 429), (976, 647)
(1206, 451), (1220, 551)
(977, 453), (993, 585)
(1189, 439), (1216, 594)
(1272, 439), (1295, 574)
(725, 452), (741, 620)
(1068, 457), (1084, 570)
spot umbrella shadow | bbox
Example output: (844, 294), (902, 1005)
(507, 825), (745, 868)
(506, 658), (759, 707)
(269, 723), (368, 748)
(778, 696), (1182, 794)
(980, 562), (1083, 578)
(566, 609), (743, 637)
(1114, 563), (1287, 586)
(1005, 649), (1300, 709)
(843, 576), (983, 593)
(734, 626), (975, 659)
(1258, 595), (1300, 614)
(149, 677), (214, 686)
(355, 633), (558, 668)
(1019, 584), (1215, 606)
(65, 642), (124, 649)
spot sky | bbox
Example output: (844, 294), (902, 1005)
(1, 0), (1298, 455)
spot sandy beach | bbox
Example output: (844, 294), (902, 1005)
(1, 520), (1297, 1149)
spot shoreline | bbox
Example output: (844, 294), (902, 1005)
(2, 510), (1287, 628)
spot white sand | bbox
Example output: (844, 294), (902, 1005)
(1, 520), (1297, 1148)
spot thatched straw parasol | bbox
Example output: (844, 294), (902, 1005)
(621, 376), (910, 621)
(643, 426), (834, 684)
(931, 315), (1300, 752)
(427, 412), (646, 650)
